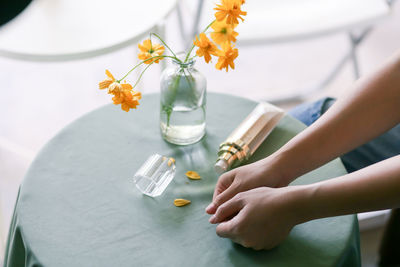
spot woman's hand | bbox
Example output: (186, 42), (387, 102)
(208, 186), (305, 250)
(206, 156), (289, 215)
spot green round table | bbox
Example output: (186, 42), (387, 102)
(4, 93), (360, 267)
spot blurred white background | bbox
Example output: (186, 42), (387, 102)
(1, 1), (400, 266)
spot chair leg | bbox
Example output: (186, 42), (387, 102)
(266, 28), (372, 104)
(349, 32), (361, 80)
(386, 0), (396, 7)
(176, 1), (187, 45)
(188, 0), (204, 47)
(155, 22), (168, 71)
(176, 0), (205, 49)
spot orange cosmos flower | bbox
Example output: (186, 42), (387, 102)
(112, 90), (142, 112)
(99, 70), (140, 112)
(99, 70), (133, 94)
(215, 42), (238, 72)
(214, 0), (247, 25)
(109, 81), (134, 95)
(193, 33), (218, 63)
(210, 19), (239, 45)
(138, 39), (165, 64)
(99, 69), (116, 90)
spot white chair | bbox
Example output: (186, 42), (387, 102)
(0, 0), (178, 61)
(178, 0), (393, 103)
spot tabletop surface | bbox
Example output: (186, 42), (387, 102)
(5, 93), (360, 267)
(0, 0), (177, 61)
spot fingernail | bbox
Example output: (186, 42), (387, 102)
(206, 203), (215, 212)
(209, 215), (215, 223)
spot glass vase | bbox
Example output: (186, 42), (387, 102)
(160, 57), (206, 145)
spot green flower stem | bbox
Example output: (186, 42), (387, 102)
(131, 60), (156, 90)
(184, 46), (196, 64)
(184, 19), (216, 63)
(164, 68), (196, 128)
(183, 69), (195, 97)
(150, 33), (178, 59)
(164, 75), (182, 127)
(118, 55), (177, 82)
(187, 55), (198, 62)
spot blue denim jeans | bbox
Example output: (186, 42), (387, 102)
(288, 97), (400, 173)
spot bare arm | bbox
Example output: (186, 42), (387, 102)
(207, 50), (400, 250)
(298, 155), (400, 220)
(276, 50), (400, 185)
(209, 155), (400, 250)
(207, 50), (400, 214)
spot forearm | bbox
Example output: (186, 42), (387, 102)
(271, 51), (400, 185)
(293, 155), (400, 223)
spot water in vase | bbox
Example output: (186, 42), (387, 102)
(160, 103), (206, 145)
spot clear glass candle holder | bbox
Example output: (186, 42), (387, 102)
(133, 154), (176, 197)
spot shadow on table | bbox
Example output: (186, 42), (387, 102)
(226, 226), (334, 266)
(161, 131), (219, 177)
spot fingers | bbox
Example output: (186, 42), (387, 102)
(215, 208), (264, 250)
(213, 171), (235, 200)
(207, 179), (242, 214)
(216, 219), (236, 239)
(209, 195), (244, 224)
(206, 171), (236, 214)
(215, 208), (244, 239)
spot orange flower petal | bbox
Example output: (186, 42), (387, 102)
(174, 199), (191, 207)
(121, 83), (133, 90)
(138, 39), (152, 52)
(132, 91), (142, 99)
(194, 33), (218, 64)
(186, 171), (201, 180)
(214, 0), (246, 25)
(105, 69), (115, 81)
(167, 157), (175, 167)
(108, 82), (122, 94)
(214, 11), (227, 22)
(99, 78), (113, 89)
